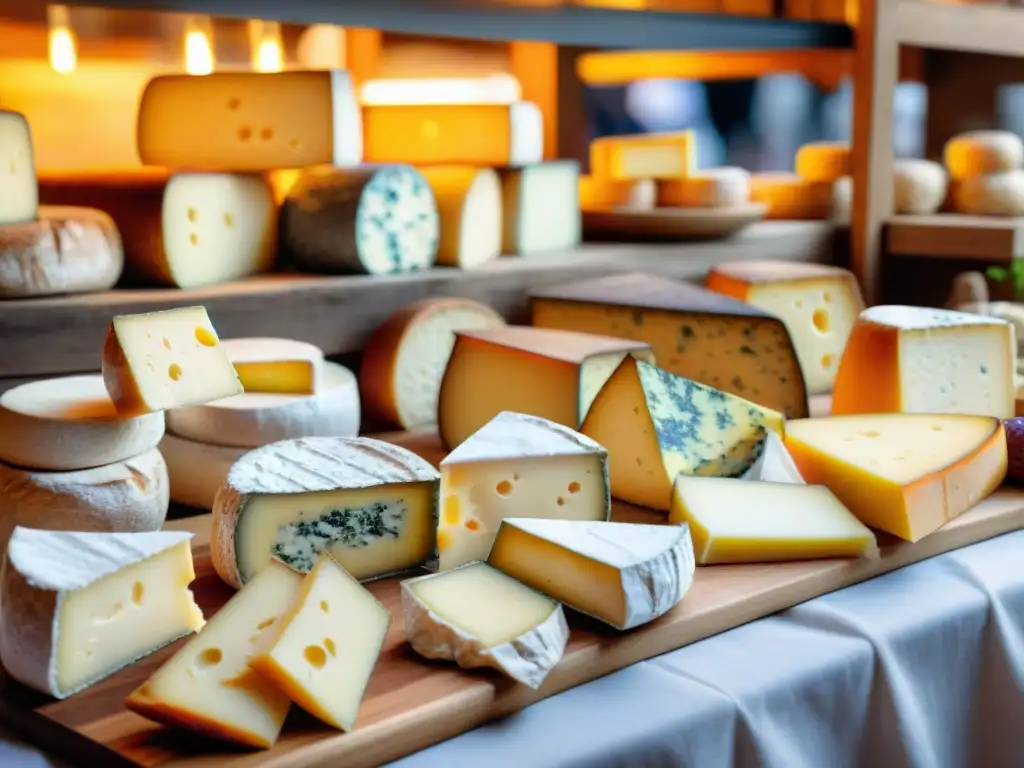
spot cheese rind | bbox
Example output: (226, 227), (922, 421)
(944, 130), (1024, 180)
(0, 109), (38, 225)
(579, 176), (655, 212)
(589, 131), (695, 180)
(220, 337), (324, 395)
(657, 167), (751, 208)
(159, 433), (246, 510)
(500, 161), (582, 256)
(420, 166), (502, 269)
(795, 141), (851, 182)
(749, 172), (831, 220)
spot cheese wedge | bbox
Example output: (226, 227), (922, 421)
(0, 528), (204, 699)
(499, 161), (582, 256)
(785, 414), (1007, 542)
(589, 131), (695, 180)
(160, 433), (245, 510)
(739, 431), (805, 483)
(219, 337), (324, 395)
(420, 166), (502, 269)
(125, 560), (303, 748)
(0, 109), (38, 225)
(670, 475), (877, 564)
(402, 561), (568, 689)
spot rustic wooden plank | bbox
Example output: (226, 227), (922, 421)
(886, 214), (1024, 263)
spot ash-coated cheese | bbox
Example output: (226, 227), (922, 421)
(500, 161), (582, 255)
(950, 170), (1024, 216)
(159, 433), (246, 510)
(589, 130), (695, 181)
(489, 519), (695, 631)
(220, 337), (324, 395)
(579, 176), (656, 212)
(893, 158), (948, 215)
(749, 172), (831, 220)
(944, 130), (1024, 180)
(740, 430), (805, 483)
(419, 166), (502, 269)
(0, 528), (204, 699)
(211, 436), (440, 589)
(402, 561), (568, 689)
(795, 141), (851, 182)
(657, 167), (751, 208)
(0, 110), (38, 225)
(281, 165), (438, 275)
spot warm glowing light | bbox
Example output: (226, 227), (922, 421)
(183, 16), (214, 75)
(249, 20), (284, 73)
(47, 6), (77, 75)
(360, 75), (521, 106)
(296, 24), (346, 70)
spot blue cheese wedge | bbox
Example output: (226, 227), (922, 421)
(740, 431), (805, 483)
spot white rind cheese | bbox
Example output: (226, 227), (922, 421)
(159, 433), (247, 510)
(220, 337), (325, 395)
(950, 170), (1024, 216)
(893, 159), (948, 215)
(740, 431), (805, 483)
(0, 109), (38, 225)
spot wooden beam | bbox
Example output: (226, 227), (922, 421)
(510, 41), (558, 160)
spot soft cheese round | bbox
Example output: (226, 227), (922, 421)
(657, 166), (751, 208)
(893, 158), (948, 215)
(749, 172), (831, 220)
(950, 170), (1024, 216)
(795, 141), (851, 183)
(159, 433), (248, 510)
(860, 304), (1010, 330)
(944, 130), (1024, 180)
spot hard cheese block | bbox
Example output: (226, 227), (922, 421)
(420, 166), (502, 269)
(705, 261), (865, 395)
(125, 560), (303, 748)
(159, 433), (246, 510)
(438, 325), (656, 450)
(281, 165), (438, 275)
(832, 305), (1016, 419)
(669, 475), (877, 565)
(211, 436), (440, 588)
(489, 519), (695, 631)
(0, 528), (204, 699)
(402, 561), (568, 689)
(785, 414), (1007, 542)
(581, 357), (784, 511)
(531, 272), (809, 418)
(437, 411), (611, 571)
(249, 554), (391, 732)
(0, 109), (38, 224)
(589, 130), (695, 180)
(220, 337), (324, 395)
(103, 306), (243, 416)
(137, 71), (362, 171)
(500, 161), (582, 256)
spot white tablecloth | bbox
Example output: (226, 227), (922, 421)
(3, 531), (1023, 768)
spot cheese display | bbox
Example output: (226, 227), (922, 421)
(211, 436), (440, 588)
(437, 411), (610, 571)
(280, 165), (438, 275)
(488, 519), (695, 630)
(740, 431), (805, 483)
(657, 167), (751, 208)
(944, 130), (1024, 179)
(589, 130), (695, 180)
(893, 159), (948, 215)
(500, 161), (582, 256)
(363, 102), (543, 167)
(748, 172), (831, 219)
(102, 306), (243, 416)
(437, 326), (655, 450)
(581, 357), (784, 510)
(669, 475), (878, 564)
(831, 305), (1016, 419)
(795, 141), (851, 182)
(249, 554), (391, 731)
(785, 414), (1007, 541)
(137, 71), (362, 170)
(0, 109), (38, 225)
(579, 176), (656, 212)
(0, 206), (123, 298)
(125, 560), (303, 748)
(159, 433), (246, 510)
(220, 337), (324, 395)
(361, 298), (506, 430)
(0, 528), (204, 699)
(419, 166), (502, 269)
(705, 261), (865, 395)
(530, 272), (809, 418)
(949, 170), (1024, 216)
(0, 375), (165, 471)
(402, 561), (568, 688)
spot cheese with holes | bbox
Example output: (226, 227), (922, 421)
(221, 337), (324, 395)
(832, 306), (1016, 419)
(402, 561), (568, 688)
(795, 141), (851, 182)
(0, 375), (165, 471)
(249, 554), (390, 731)
(706, 261), (865, 395)
(438, 326), (655, 450)
(893, 159), (948, 215)
(211, 437), (440, 589)
(785, 414), (1007, 541)
(102, 306), (243, 416)
(363, 102), (543, 166)
(159, 434), (245, 510)
(281, 165), (438, 275)
(658, 167), (750, 208)
(489, 519), (694, 630)
(531, 272), (809, 418)
(0, 110), (38, 224)
(579, 176), (655, 212)
(749, 172), (831, 219)
(740, 430), (805, 483)
(137, 71), (362, 171)
(500, 161), (582, 255)
(361, 298), (506, 429)
(0, 528), (203, 699)
(437, 411), (610, 571)
(581, 357), (784, 510)
(420, 166), (502, 269)
(950, 170), (1024, 216)
(589, 131), (695, 181)
(944, 130), (1024, 180)
(125, 560), (302, 748)
(669, 475), (877, 564)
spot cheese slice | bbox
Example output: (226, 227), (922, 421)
(740, 431), (805, 483)
(420, 166), (502, 269)
(581, 357), (784, 510)
(589, 131), (695, 180)
(657, 167), (750, 208)
(944, 130), (1024, 180)
(437, 411), (611, 571)
(0, 528), (204, 699)
(0, 109), (38, 225)
(786, 414), (1007, 542)
(402, 561), (568, 689)
(438, 325), (656, 450)
(125, 560), (303, 748)
(249, 554), (391, 731)
(361, 298), (506, 430)
(831, 305), (1016, 420)
(102, 306), (244, 416)
(531, 271), (809, 418)
(579, 176), (655, 212)
(500, 161), (582, 256)
(749, 172), (832, 219)
(159, 434), (246, 510)
(220, 337), (324, 395)
(669, 475), (878, 564)
(795, 141), (851, 182)
(211, 436), (440, 589)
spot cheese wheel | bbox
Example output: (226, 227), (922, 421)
(165, 361), (360, 449)
(0, 109), (38, 225)
(831, 176), (853, 224)
(158, 433), (247, 510)
(419, 166), (502, 269)
(500, 161), (582, 256)
(220, 337), (325, 395)
(0, 206), (123, 298)
(795, 141), (851, 182)
(748, 172), (831, 219)
(950, 170), (1024, 216)
(944, 131), (1024, 180)
(893, 159), (948, 215)
(0, 375), (165, 472)
(361, 298), (506, 429)
(579, 176), (655, 212)
(657, 167), (751, 208)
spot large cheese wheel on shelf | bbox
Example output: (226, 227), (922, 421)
(419, 166), (502, 269)
(944, 130), (1024, 180)
(950, 170), (1024, 216)
(0, 109), (38, 225)
(893, 159), (948, 215)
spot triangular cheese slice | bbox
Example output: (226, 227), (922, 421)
(741, 431), (805, 484)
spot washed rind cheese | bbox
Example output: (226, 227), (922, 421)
(499, 161), (582, 256)
(0, 109), (38, 225)
(419, 166), (502, 269)
(402, 561), (569, 689)
(944, 130), (1024, 180)
(589, 130), (695, 180)
(220, 337), (324, 395)
(739, 431), (805, 483)
(488, 519), (695, 631)
(579, 176), (656, 212)
(159, 433), (246, 510)
(749, 172), (831, 220)
(531, 272), (809, 418)
(657, 167), (751, 208)
(0, 528), (204, 699)
(211, 436), (440, 588)
(281, 165), (438, 276)
(437, 325), (656, 450)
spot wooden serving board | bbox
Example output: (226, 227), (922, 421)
(583, 204), (768, 242)
(2, 429), (1024, 768)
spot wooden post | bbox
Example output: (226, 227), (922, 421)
(509, 41), (559, 160)
(556, 46), (588, 168)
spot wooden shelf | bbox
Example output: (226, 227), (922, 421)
(895, 0), (1024, 56)
(886, 214), (1024, 263)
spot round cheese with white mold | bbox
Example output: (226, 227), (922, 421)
(0, 375), (165, 471)
(893, 158), (948, 215)
(657, 166), (750, 208)
(419, 166), (502, 269)
(945, 130), (1024, 179)
(951, 170), (1024, 216)
(220, 337), (325, 395)
(159, 433), (247, 510)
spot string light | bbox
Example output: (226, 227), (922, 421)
(46, 5), (77, 75)
(183, 15), (214, 75)
(249, 20), (284, 73)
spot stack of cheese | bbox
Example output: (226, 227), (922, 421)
(579, 131), (681, 212)
(945, 130), (1024, 216)
(747, 141), (850, 221)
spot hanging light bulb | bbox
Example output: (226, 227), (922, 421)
(183, 15), (215, 75)
(47, 5), (77, 75)
(249, 20), (284, 73)
(296, 24), (345, 70)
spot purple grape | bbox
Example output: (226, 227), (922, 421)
(1004, 417), (1024, 482)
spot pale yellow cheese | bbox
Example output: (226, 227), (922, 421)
(589, 131), (695, 181)
(500, 161), (582, 255)
(419, 166), (502, 269)
(0, 109), (38, 225)
(749, 172), (832, 220)
(220, 337), (324, 395)
(795, 141), (851, 182)
(657, 167), (750, 208)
